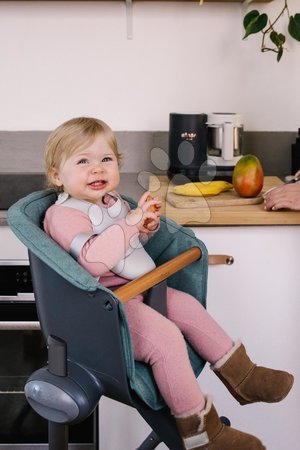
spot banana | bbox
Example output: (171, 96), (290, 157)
(173, 181), (233, 197)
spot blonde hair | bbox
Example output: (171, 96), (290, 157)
(45, 117), (122, 190)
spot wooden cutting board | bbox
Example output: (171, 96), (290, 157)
(148, 176), (300, 225)
(167, 187), (264, 209)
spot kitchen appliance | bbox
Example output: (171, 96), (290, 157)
(0, 258), (97, 449)
(168, 113), (208, 182)
(291, 128), (300, 174)
(207, 113), (243, 180)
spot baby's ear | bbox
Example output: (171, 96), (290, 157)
(49, 167), (63, 187)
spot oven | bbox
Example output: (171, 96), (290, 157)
(0, 259), (98, 449)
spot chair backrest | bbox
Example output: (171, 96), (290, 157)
(8, 189), (209, 410)
(8, 190), (135, 406)
(7, 189), (100, 292)
(28, 250), (135, 405)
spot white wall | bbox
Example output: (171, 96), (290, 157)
(0, 0), (299, 132)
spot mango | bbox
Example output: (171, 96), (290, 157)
(233, 154), (264, 198)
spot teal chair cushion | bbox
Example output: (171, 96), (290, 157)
(8, 189), (208, 410)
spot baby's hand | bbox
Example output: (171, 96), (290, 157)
(144, 193), (161, 231)
(126, 191), (161, 232)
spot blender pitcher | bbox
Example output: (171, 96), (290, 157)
(207, 113), (243, 169)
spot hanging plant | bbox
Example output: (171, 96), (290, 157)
(243, 0), (300, 62)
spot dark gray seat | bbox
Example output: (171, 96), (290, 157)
(7, 189), (211, 450)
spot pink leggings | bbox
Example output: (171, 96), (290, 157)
(123, 287), (233, 416)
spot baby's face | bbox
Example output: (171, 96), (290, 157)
(50, 133), (120, 203)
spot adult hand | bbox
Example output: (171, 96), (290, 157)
(264, 171), (300, 211)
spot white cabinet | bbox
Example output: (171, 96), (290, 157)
(99, 225), (300, 449)
(2, 221), (298, 449)
(192, 225), (300, 450)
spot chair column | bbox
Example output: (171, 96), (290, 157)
(47, 335), (69, 450)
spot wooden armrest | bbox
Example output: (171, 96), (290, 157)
(114, 247), (201, 303)
(208, 255), (234, 265)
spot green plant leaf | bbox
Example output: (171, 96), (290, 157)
(279, 33), (286, 46)
(243, 10), (259, 29)
(270, 31), (286, 47)
(277, 46), (283, 62)
(243, 12), (268, 39)
(289, 14), (300, 42)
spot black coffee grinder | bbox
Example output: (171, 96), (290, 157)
(168, 113), (208, 182)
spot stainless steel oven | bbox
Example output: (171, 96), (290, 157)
(0, 260), (97, 449)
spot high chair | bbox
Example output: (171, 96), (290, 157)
(7, 189), (233, 450)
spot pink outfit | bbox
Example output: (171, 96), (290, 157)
(44, 192), (233, 416)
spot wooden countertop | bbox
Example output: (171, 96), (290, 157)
(149, 176), (300, 226)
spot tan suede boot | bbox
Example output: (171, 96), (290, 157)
(175, 396), (265, 450)
(212, 341), (294, 405)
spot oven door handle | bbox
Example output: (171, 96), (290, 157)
(0, 321), (40, 330)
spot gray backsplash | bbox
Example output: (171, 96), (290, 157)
(0, 130), (297, 177)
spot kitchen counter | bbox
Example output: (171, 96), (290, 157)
(2, 174), (300, 227)
(149, 175), (300, 226)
